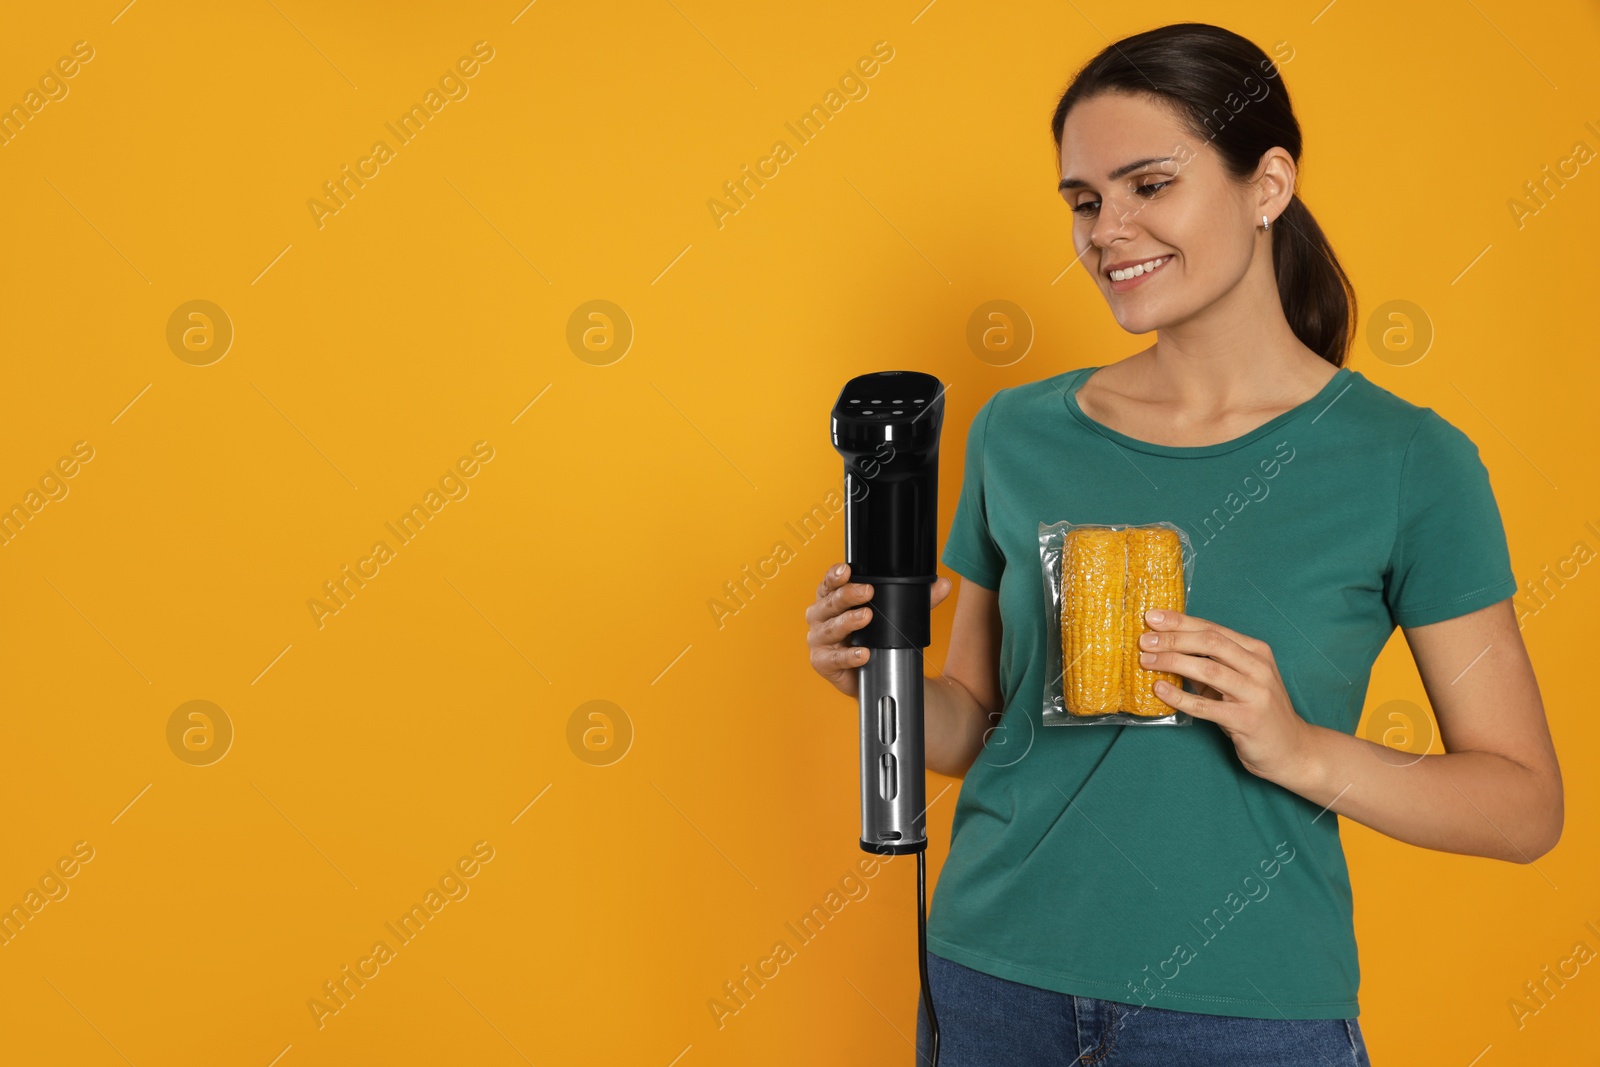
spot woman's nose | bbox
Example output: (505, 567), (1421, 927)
(1091, 200), (1138, 246)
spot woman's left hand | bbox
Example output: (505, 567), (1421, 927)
(1138, 608), (1319, 785)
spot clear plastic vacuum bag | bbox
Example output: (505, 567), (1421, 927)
(1039, 520), (1196, 727)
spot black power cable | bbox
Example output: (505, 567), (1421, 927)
(917, 850), (939, 1066)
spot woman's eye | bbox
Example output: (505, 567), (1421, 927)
(1070, 180), (1172, 218)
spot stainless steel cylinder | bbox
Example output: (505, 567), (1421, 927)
(858, 646), (928, 854)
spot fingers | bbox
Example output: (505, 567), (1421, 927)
(815, 562), (865, 605)
(816, 562), (850, 600)
(1144, 610), (1272, 667)
(812, 571), (867, 653)
(1140, 647), (1252, 702)
(808, 601), (874, 647)
(806, 564), (875, 627)
(1140, 612), (1263, 681)
(807, 564), (875, 676)
(809, 567), (956, 689)
(812, 643), (870, 674)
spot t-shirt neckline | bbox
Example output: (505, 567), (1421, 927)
(1061, 363), (1355, 458)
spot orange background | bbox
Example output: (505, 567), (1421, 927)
(1, 2), (1596, 1064)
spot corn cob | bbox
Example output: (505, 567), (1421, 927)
(1062, 527), (1127, 715)
(1121, 527), (1187, 716)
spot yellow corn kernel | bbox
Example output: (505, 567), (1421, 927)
(1121, 527), (1187, 716)
(1062, 527), (1127, 715)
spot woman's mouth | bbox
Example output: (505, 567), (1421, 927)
(1106, 254), (1172, 292)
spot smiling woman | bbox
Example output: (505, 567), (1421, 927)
(881, 20), (1563, 1067)
(1051, 37), (1354, 362)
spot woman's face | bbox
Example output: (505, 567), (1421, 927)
(1058, 92), (1262, 336)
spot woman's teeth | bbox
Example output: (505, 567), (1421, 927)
(1109, 255), (1170, 281)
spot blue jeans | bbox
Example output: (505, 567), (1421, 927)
(915, 950), (1372, 1066)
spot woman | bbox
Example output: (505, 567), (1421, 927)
(804, 22), (1561, 1067)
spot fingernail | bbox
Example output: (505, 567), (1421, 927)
(1147, 610), (1164, 624)
(833, 564), (845, 577)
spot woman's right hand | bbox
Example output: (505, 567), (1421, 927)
(806, 562), (952, 699)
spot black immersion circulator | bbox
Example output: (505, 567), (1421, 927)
(830, 370), (944, 1065)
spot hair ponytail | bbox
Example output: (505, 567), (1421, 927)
(1268, 192), (1352, 368)
(1051, 23), (1356, 367)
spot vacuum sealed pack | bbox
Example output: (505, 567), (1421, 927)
(1038, 521), (1195, 726)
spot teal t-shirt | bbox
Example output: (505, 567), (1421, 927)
(932, 363), (1518, 1020)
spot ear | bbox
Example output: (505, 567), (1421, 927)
(1252, 147), (1298, 221)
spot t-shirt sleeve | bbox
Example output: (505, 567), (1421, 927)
(940, 393), (1003, 590)
(1383, 409), (1518, 628)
